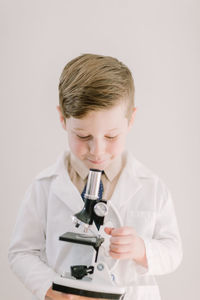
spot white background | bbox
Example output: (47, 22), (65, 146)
(1, 0), (199, 299)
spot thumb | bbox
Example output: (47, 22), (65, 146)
(104, 227), (114, 235)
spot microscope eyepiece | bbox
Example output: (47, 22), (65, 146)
(84, 169), (102, 200)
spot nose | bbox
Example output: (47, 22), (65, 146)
(89, 138), (105, 158)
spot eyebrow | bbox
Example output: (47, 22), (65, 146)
(73, 128), (119, 132)
(73, 128), (87, 131)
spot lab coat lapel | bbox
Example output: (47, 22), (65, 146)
(111, 169), (142, 209)
(51, 174), (84, 213)
(110, 152), (143, 209)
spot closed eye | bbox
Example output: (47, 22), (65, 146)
(76, 135), (118, 140)
(77, 135), (91, 140)
(105, 135), (118, 140)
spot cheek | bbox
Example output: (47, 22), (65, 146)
(68, 136), (88, 156)
(108, 138), (126, 155)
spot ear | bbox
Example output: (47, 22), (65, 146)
(128, 107), (137, 130)
(56, 106), (67, 130)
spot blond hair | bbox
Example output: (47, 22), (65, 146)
(59, 53), (135, 121)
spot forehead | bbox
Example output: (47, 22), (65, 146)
(69, 103), (128, 131)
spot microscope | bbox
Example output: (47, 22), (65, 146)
(52, 169), (126, 299)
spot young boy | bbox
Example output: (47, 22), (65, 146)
(8, 54), (182, 300)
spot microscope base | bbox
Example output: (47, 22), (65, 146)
(52, 263), (125, 300)
(53, 281), (124, 299)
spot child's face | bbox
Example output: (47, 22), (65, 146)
(58, 102), (136, 170)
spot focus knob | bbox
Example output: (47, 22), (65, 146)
(94, 202), (108, 217)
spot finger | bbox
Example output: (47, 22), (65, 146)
(48, 290), (73, 300)
(104, 227), (114, 235)
(109, 250), (133, 260)
(110, 235), (134, 245)
(64, 295), (85, 299)
(63, 294), (73, 299)
(110, 243), (133, 253)
(109, 227), (136, 237)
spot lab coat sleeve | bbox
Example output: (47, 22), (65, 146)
(143, 179), (183, 275)
(8, 180), (58, 300)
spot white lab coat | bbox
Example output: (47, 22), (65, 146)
(8, 150), (182, 300)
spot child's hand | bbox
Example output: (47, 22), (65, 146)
(46, 288), (103, 299)
(104, 226), (148, 268)
(65, 297), (102, 300)
(46, 288), (71, 299)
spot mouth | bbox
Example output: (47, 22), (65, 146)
(87, 159), (106, 165)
